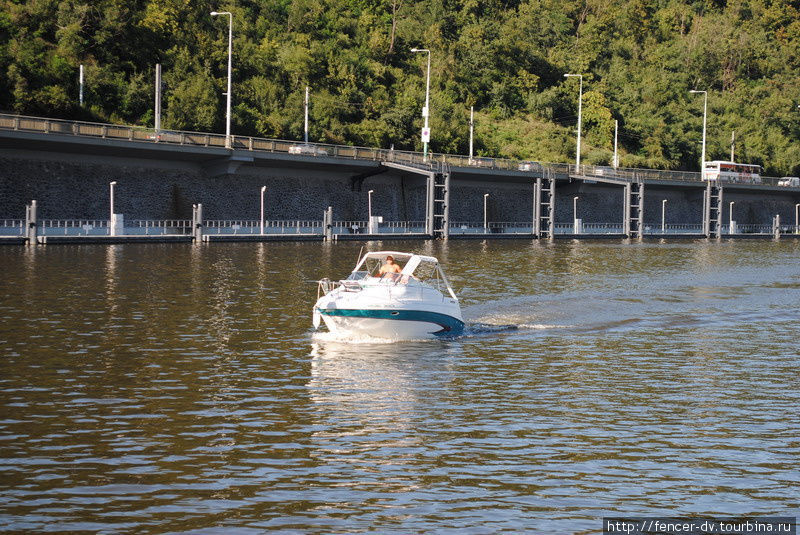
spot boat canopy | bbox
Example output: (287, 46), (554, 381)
(352, 251), (457, 300)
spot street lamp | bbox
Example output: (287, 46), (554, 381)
(689, 89), (707, 174)
(483, 193), (489, 233)
(109, 181), (117, 236)
(109, 181), (117, 221)
(260, 186), (266, 235)
(573, 196), (580, 234)
(795, 203), (799, 234)
(469, 105), (474, 165)
(564, 73), (583, 169)
(662, 199), (668, 233)
(411, 48), (431, 161)
(211, 11), (233, 149)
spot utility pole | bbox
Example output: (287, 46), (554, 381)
(304, 86), (309, 144)
(564, 73), (583, 169)
(613, 119), (619, 169)
(689, 90), (708, 173)
(411, 48), (431, 161)
(79, 65), (84, 106)
(730, 130), (735, 162)
(210, 11), (233, 149)
(154, 64), (162, 134)
(469, 106), (474, 164)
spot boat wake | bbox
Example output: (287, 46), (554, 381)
(311, 320), (564, 344)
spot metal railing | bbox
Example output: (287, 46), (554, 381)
(553, 222), (625, 234)
(5, 112), (798, 188)
(127, 219), (192, 235)
(0, 219), (24, 236)
(203, 220), (323, 234)
(645, 224), (704, 235)
(40, 219), (109, 235)
(735, 224), (778, 234)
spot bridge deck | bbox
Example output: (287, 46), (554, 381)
(1, 113), (798, 193)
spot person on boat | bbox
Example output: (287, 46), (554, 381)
(379, 255), (402, 280)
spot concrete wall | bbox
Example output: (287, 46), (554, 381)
(1, 150), (798, 227)
(0, 152), (433, 222)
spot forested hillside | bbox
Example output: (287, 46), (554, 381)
(1, 0), (799, 174)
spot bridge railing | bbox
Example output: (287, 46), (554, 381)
(1, 112), (794, 187)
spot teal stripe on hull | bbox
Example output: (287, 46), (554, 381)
(319, 308), (464, 336)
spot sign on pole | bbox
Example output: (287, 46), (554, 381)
(421, 127), (430, 143)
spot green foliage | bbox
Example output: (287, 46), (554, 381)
(0, 0), (798, 174)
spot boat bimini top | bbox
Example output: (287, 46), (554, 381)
(347, 251), (459, 300)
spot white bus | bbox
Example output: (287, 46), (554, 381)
(703, 161), (762, 184)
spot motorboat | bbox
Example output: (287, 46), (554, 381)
(312, 251), (464, 339)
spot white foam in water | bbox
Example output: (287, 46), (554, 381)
(517, 323), (566, 330)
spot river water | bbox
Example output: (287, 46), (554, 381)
(1, 239), (798, 533)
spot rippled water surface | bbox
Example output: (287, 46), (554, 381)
(1, 240), (799, 533)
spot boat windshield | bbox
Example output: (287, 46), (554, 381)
(358, 257), (409, 278)
(347, 252), (458, 299)
(346, 271), (370, 281)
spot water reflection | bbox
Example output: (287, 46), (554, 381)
(0, 240), (798, 532)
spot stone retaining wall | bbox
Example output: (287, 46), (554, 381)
(1, 153), (798, 227)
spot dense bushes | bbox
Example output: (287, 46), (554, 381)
(1, 0), (798, 174)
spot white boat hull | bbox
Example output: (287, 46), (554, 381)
(319, 310), (463, 340)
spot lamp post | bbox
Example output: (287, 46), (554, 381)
(304, 85), (309, 144)
(109, 181), (117, 236)
(260, 186), (266, 235)
(483, 193), (489, 233)
(79, 64), (84, 107)
(368, 189), (375, 234)
(795, 203), (799, 234)
(662, 199), (667, 234)
(411, 48), (431, 161)
(109, 181), (117, 222)
(573, 196), (580, 234)
(469, 105), (474, 165)
(689, 89), (707, 174)
(211, 11), (233, 149)
(564, 73), (583, 169)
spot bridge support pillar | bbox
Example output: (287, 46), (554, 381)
(192, 203), (203, 243)
(25, 200), (37, 245)
(323, 206), (333, 241)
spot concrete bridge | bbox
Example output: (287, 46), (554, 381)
(1, 113), (798, 240)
